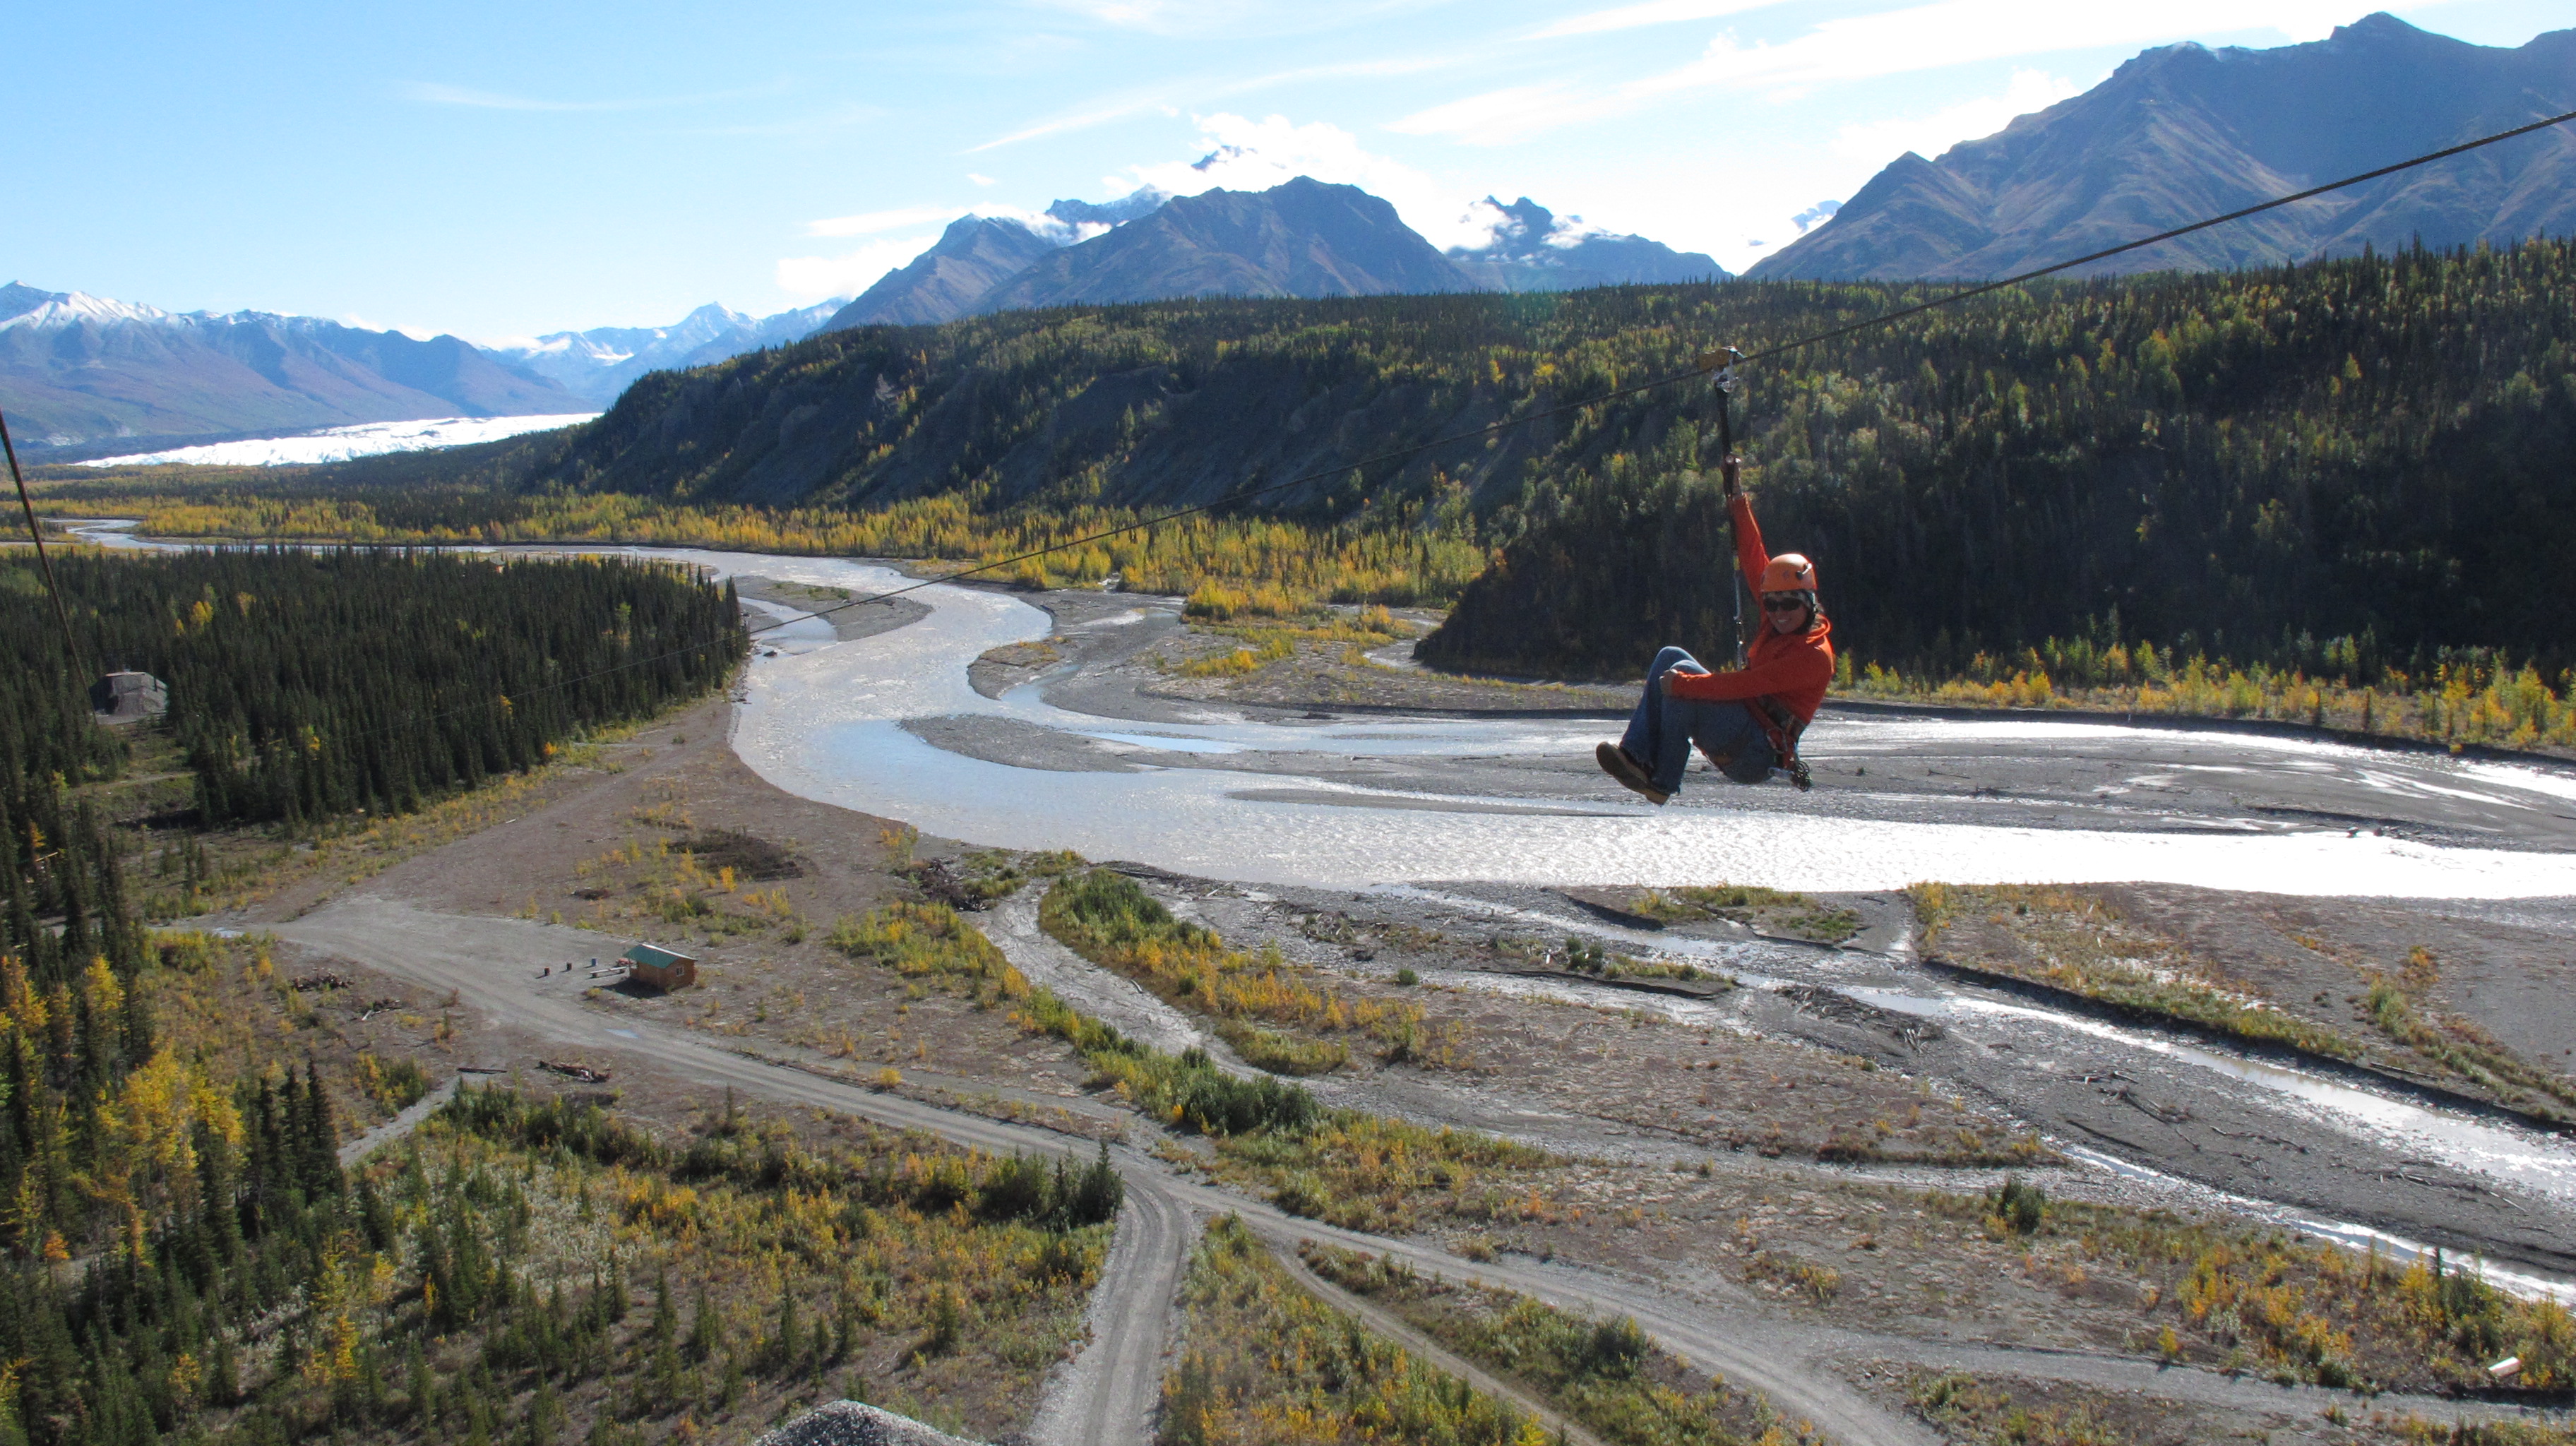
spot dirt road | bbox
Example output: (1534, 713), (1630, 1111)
(274, 896), (2570, 1446)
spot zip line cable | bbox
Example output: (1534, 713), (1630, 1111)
(746, 102), (2576, 641)
(1722, 103), (2576, 369)
(1, 408), (85, 676)
(54, 102), (2576, 758)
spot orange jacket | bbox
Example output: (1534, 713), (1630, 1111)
(1667, 494), (1835, 724)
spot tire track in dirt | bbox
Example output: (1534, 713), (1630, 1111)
(275, 898), (2570, 1446)
(337, 1077), (460, 1168)
(1262, 1244), (1609, 1446)
(1027, 1177), (1191, 1446)
(273, 897), (1188, 1446)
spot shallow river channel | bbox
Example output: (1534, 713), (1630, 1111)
(80, 526), (2576, 1293)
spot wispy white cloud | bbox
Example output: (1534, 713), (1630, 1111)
(1827, 66), (2077, 162)
(400, 79), (783, 113)
(969, 95), (1171, 152)
(1387, 83), (1589, 143)
(1633, 0), (2389, 92)
(1212, 48), (1483, 94)
(402, 82), (639, 112)
(684, 103), (882, 139)
(803, 205), (962, 239)
(969, 39), (1478, 153)
(967, 172), (999, 186)
(1026, 0), (1452, 40)
(1527, 0), (1783, 41)
(775, 235), (938, 302)
(1028, 0), (1208, 31)
(1105, 112), (1501, 249)
(1397, 0), (2457, 143)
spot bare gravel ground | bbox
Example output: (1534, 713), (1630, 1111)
(980, 582), (2576, 854)
(170, 587), (2576, 1444)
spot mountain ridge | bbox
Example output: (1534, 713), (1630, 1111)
(1447, 197), (1727, 290)
(972, 178), (1477, 312)
(482, 299), (845, 407)
(0, 281), (585, 455)
(823, 217), (1066, 330)
(820, 179), (1732, 333)
(1752, 13), (2576, 280)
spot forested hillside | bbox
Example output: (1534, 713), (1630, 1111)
(4, 550), (744, 824)
(1411, 239), (2576, 679)
(47, 238), (2576, 684)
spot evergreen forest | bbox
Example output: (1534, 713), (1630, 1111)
(47, 238), (2576, 692)
(0, 547), (1129, 1446)
(2, 549), (745, 825)
(1420, 239), (2576, 682)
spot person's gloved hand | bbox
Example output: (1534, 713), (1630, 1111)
(1720, 453), (1741, 498)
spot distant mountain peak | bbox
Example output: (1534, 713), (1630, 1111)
(1751, 15), (2576, 282)
(0, 281), (583, 455)
(1044, 188), (1170, 230)
(0, 282), (176, 331)
(482, 299), (847, 405)
(813, 176), (1736, 329)
(1468, 198), (1585, 256)
(1447, 196), (1727, 291)
(2333, 11), (2435, 42)
(970, 176), (1479, 313)
(823, 215), (1066, 329)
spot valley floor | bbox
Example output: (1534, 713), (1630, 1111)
(153, 670), (2575, 1442)
(40, 542), (2553, 1445)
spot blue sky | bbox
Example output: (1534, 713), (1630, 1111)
(10, 0), (2565, 340)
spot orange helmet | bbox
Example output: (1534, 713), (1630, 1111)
(1760, 554), (1818, 594)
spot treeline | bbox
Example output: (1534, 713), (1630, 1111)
(0, 1071), (1126, 1445)
(2, 549), (744, 825)
(99, 489), (1491, 612)
(49, 239), (2576, 679)
(1, 1060), (357, 1446)
(1424, 239), (2576, 681)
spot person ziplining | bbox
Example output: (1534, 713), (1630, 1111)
(1594, 446), (1828, 803)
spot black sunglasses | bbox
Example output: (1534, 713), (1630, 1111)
(1760, 595), (1809, 612)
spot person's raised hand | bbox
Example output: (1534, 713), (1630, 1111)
(1720, 453), (1742, 498)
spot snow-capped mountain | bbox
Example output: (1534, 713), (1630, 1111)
(822, 190), (1177, 330)
(0, 281), (585, 458)
(971, 178), (1477, 312)
(0, 287), (177, 331)
(816, 181), (1728, 333)
(479, 299), (848, 407)
(1446, 198), (1728, 290)
(1042, 187), (1172, 232)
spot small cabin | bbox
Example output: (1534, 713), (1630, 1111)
(619, 942), (698, 993)
(90, 671), (168, 724)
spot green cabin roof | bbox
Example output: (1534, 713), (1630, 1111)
(620, 943), (694, 968)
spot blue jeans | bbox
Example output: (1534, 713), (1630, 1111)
(1619, 646), (1775, 791)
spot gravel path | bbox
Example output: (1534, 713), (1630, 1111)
(986, 892), (1209, 1057)
(335, 1077), (460, 1168)
(270, 896), (2576, 1446)
(1263, 1244), (1609, 1446)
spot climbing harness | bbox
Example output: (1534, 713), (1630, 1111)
(1695, 347), (1813, 791)
(1753, 694), (1814, 793)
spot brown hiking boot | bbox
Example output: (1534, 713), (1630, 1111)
(1595, 741), (1669, 805)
